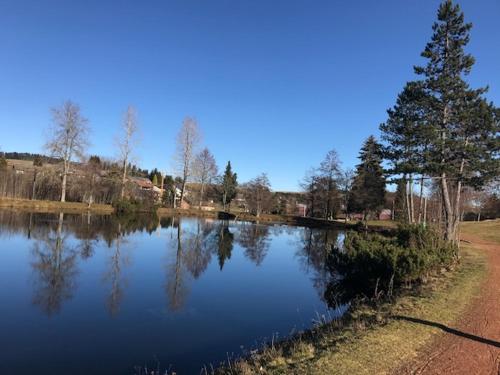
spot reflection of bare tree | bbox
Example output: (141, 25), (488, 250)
(164, 218), (229, 311)
(216, 221), (233, 270)
(31, 212), (79, 316)
(237, 223), (270, 266)
(78, 212), (98, 259)
(295, 227), (340, 301)
(183, 221), (214, 278)
(103, 223), (131, 317)
(165, 219), (189, 311)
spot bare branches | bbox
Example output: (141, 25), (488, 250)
(174, 117), (201, 205)
(45, 100), (90, 202)
(117, 105), (139, 198)
(193, 148), (218, 208)
(46, 101), (89, 163)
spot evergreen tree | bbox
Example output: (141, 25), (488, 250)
(380, 81), (430, 224)
(349, 136), (386, 220)
(152, 174), (158, 186)
(219, 161), (238, 211)
(414, 0), (499, 241)
(393, 179), (409, 222)
(162, 175), (176, 207)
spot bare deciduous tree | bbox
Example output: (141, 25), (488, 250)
(193, 148), (218, 209)
(45, 101), (90, 202)
(174, 117), (201, 207)
(319, 149), (341, 220)
(244, 173), (273, 218)
(117, 106), (139, 199)
(338, 168), (354, 222)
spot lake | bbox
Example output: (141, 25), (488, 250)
(0, 210), (346, 374)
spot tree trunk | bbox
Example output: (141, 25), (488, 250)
(31, 169), (37, 200)
(423, 197), (428, 226)
(440, 174), (454, 241)
(199, 182), (205, 209)
(61, 163), (68, 203)
(180, 178), (186, 208)
(417, 175), (425, 224)
(409, 174), (415, 224)
(404, 176), (411, 223)
(120, 159), (128, 199)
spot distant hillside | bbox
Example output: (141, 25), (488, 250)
(2, 151), (149, 178)
(2, 152), (60, 164)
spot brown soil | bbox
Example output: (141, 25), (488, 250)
(401, 233), (500, 375)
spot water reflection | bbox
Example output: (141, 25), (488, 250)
(237, 223), (270, 266)
(0, 210), (349, 315)
(295, 227), (341, 304)
(103, 223), (131, 316)
(165, 219), (189, 311)
(216, 221), (233, 270)
(30, 212), (79, 316)
(0, 209), (356, 374)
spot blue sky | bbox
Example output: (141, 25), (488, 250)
(1, 0), (498, 191)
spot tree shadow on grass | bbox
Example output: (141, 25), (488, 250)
(393, 315), (500, 348)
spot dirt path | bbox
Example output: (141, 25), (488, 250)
(404, 233), (500, 375)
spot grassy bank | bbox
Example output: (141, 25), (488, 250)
(214, 223), (492, 375)
(0, 197), (114, 213)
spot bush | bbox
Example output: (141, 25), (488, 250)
(325, 224), (457, 303)
(112, 196), (158, 215)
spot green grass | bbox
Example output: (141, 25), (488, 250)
(216, 239), (487, 374)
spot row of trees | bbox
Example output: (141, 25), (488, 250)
(301, 136), (386, 222)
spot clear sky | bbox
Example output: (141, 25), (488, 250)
(1, 0), (498, 191)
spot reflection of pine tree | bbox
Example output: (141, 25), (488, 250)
(237, 223), (270, 266)
(295, 227), (340, 302)
(31, 213), (79, 316)
(216, 222), (234, 270)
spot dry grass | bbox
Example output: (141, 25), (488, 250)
(0, 197), (113, 213)
(461, 219), (500, 243)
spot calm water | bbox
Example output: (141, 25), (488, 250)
(0, 210), (345, 374)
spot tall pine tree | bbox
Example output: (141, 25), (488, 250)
(349, 136), (386, 220)
(380, 81), (430, 224)
(219, 161), (238, 211)
(414, 0), (499, 241)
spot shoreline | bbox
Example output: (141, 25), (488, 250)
(0, 197), (114, 213)
(213, 235), (488, 374)
(0, 198), (396, 232)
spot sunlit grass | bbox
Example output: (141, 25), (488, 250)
(461, 219), (500, 243)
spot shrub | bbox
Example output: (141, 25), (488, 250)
(325, 224), (457, 303)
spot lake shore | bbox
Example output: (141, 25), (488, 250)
(0, 197), (114, 213)
(0, 197), (396, 231)
(212, 221), (496, 375)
